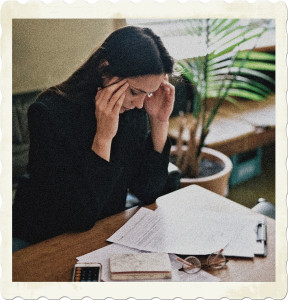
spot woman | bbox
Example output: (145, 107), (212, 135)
(12, 26), (175, 249)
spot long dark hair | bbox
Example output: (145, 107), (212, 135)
(44, 26), (174, 102)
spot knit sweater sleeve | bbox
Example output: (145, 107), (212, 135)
(25, 101), (124, 239)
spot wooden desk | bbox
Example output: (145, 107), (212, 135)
(13, 186), (275, 282)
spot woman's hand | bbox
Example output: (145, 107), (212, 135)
(144, 76), (175, 123)
(144, 76), (175, 153)
(92, 78), (129, 161)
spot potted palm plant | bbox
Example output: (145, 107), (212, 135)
(170, 18), (275, 195)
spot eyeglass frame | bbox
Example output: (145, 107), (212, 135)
(177, 250), (228, 274)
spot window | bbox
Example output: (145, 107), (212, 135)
(126, 19), (275, 60)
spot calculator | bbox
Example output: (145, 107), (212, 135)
(72, 263), (102, 282)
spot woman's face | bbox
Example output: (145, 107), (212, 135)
(120, 74), (165, 113)
(103, 74), (165, 114)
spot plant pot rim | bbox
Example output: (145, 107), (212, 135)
(171, 145), (233, 182)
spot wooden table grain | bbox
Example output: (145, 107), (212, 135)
(13, 190), (275, 282)
(13, 206), (141, 282)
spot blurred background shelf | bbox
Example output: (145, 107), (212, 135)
(169, 94), (275, 157)
(228, 143), (275, 208)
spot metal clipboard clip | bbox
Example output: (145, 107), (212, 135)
(255, 221), (267, 257)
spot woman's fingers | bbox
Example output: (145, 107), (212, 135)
(102, 79), (127, 97)
(95, 88), (108, 112)
(95, 78), (128, 116)
(107, 82), (129, 109)
(95, 79), (127, 109)
(167, 82), (175, 96)
(93, 78), (129, 143)
(162, 80), (175, 96)
(113, 93), (126, 113)
(105, 77), (122, 87)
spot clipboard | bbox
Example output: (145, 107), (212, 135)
(254, 219), (267, 256)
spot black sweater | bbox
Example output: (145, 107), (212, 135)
(13, 93), (171, 243)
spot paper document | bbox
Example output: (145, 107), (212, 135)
(107, 207), (265, 257)
(107, 208), (167, 253)
(77, 243), (220, 282)
(156, 206), (265, 257)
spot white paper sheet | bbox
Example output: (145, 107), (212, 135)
(107, 207), (264, 257)
(77, 243), (220, 282)
(223, 212), (266, 256)
(107, 207), (168, 253)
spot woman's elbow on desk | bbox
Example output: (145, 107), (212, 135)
(63, 208), (100, 233)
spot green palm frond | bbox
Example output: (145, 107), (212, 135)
(236, 51), (275, 61)
(176, 18), (275, 152)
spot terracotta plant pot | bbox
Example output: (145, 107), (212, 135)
(171, 146), (233, 196)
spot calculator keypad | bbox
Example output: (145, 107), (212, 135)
(74, 267), (100, 282)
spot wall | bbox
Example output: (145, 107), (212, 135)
(12, 19), (126, 94)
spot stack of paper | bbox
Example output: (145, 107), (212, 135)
(107, 206), (265, 258)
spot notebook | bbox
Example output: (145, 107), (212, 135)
(110, 252), (172, 280)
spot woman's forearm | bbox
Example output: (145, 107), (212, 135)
(149, 119), (169, 153)
(91, 134), (112, 162)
